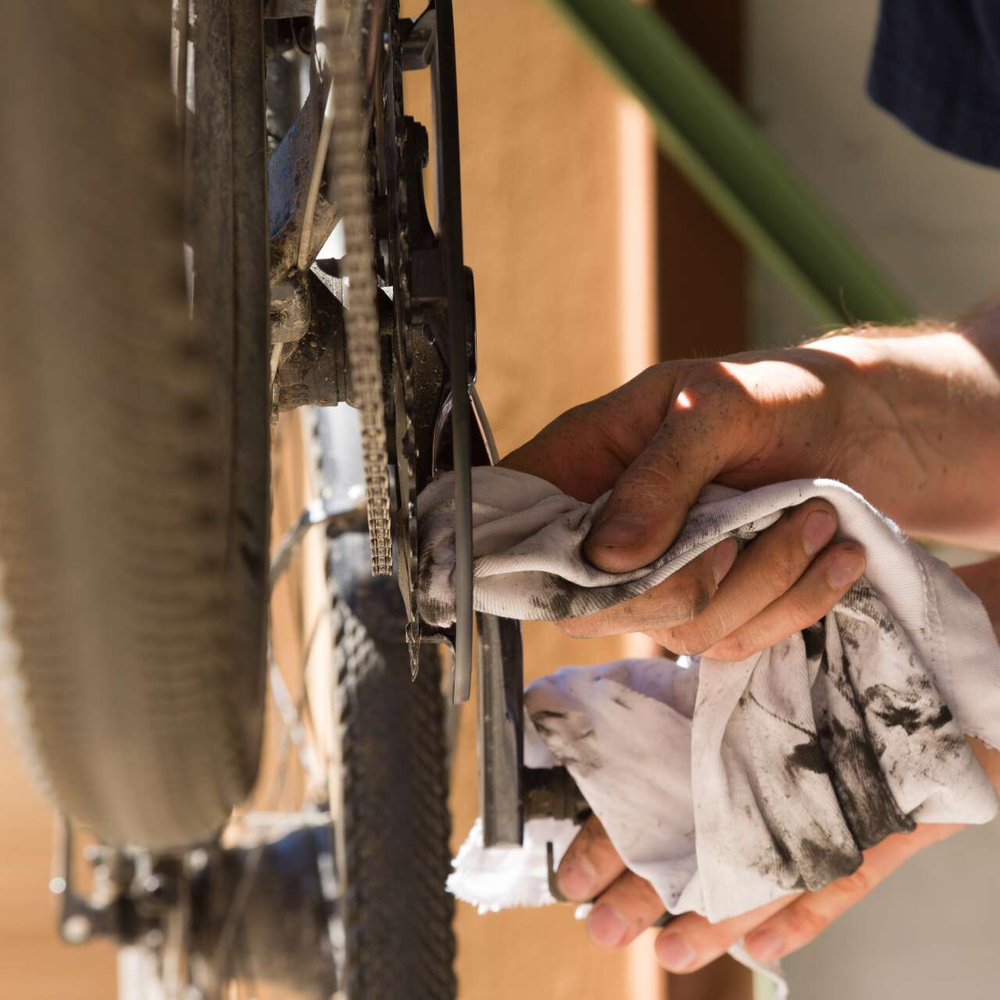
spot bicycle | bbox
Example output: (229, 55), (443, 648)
(0, 1), (533, 995)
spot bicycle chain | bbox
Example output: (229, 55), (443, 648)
(328, 2), (393, 576)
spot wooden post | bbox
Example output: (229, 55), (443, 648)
(655, 0), (748, 363)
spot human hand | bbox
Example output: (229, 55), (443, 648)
(556, 738), (1000, 969)
(502, 349), (872, 657)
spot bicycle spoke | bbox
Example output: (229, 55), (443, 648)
(269, 496), (365, 592)
(268, 646), (326, 792)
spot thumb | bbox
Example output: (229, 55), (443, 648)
(584, 397), (740, 573)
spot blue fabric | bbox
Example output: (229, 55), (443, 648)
(868, 1), (1000, 168)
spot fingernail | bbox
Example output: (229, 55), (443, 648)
(557, 853), (599, 901)
(746, 928), (784, 962)
(587, 903), (629, 948)
(588, 513), (646, 550)
(655, 932), (696, 971)
(713, 539), (738, 585)
(827, 550), (865, 590)
(802, 510), (837, 557)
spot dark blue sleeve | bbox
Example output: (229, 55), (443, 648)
(867, 0), (1000, 168)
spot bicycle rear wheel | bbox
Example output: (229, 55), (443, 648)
(0, 0), (270, 848)
(317, 408), (457, 999)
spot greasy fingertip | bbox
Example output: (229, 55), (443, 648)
(825, 544), (866, 590)
(556, 852), (598, 902)
(587, 903), (629, 949)
(556, 816), (626, 902)
(801, 508), (837, 558)
(655, 932), (697, 972)
(587, 512), (647, 549)
(584, 513), (649, 572)
(744, 928), (784, 962)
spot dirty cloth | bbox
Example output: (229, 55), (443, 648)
(419, 469), (1000, 927)
(448, 677), (786, 992)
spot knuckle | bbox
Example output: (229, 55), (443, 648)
(633, 575), (714, 631)
(618, 459), (678, 499)
(780, 579), (831, 624)
(829, 865), (871, 899)
(671, 577), (713, 625)
(667, 633), (700, 657)
(680, 362), (732, 394)
(683, 367), (750, 416)
(606, 872), (664, 924)
(783, 593), (817, 624)
(557, 616), (596, 639)
(710, 630), (752, 662)
(559, 599), (653, 637)
(782, 903), (830, 945)
(559, 399), (600, 428)
(668, 619), (718, 656)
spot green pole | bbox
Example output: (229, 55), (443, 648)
(548, 0), (913, 326)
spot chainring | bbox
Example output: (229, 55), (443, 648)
(377, 2), (449, 665)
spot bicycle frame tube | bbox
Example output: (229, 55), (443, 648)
(547, 0), (913, 327)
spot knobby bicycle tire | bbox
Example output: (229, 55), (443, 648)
(0, 0), (270, 848)
(330, 571), (457, 1000)
(320, 407), (457, 1000)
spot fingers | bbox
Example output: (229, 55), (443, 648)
(585, 377), (759, 573)
(656, 499), (838, 655)
(564, 499), (860, 652)
(653, 896), (797, 972)
(575, 823), (963, 969)
(586, 871), (668, 949)
(556, 815), (626, 901)
(564, 497), (864, 659)
(501, 367), (683, 502)
(742, 823), (962, 963)
(702, 540), (866, 660)
(558, 542), (734, 638)
(556, 815), (792, 961)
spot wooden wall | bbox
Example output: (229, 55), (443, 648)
(0, 725), (116, 997)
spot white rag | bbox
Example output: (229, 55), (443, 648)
(418, 469), (1000, 982)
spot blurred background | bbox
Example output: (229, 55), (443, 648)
(3, 0), (999, 997)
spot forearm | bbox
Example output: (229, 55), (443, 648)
(508, 300), (1000, 551)
(799, 302), (1000, 546)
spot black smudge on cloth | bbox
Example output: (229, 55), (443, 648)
(527, 706), (603, 778)
(821, 638), (915, 849)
